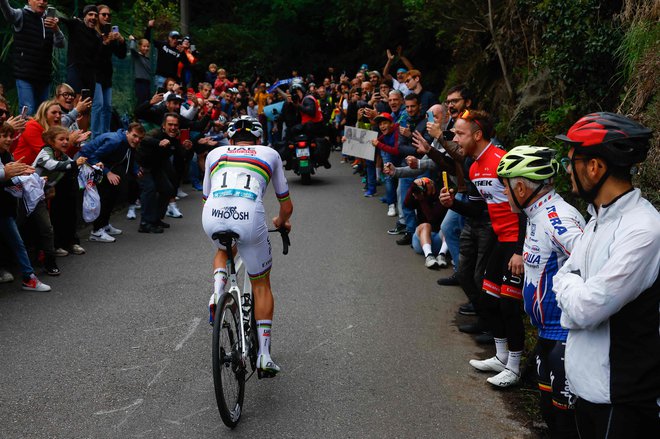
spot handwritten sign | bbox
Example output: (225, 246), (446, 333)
(342, 126), (377, 161)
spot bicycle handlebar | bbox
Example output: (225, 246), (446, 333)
(268, 228), (291, 255)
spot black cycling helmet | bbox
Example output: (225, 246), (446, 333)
(556, 112), (652, 167)
(557, 112), (653, 203)
(227, 116), (263, 141)
(290, 80), (306, 94)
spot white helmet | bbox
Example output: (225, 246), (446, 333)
(227, 115), (263, 140)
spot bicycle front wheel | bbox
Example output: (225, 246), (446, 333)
(212, 292), (245, 428)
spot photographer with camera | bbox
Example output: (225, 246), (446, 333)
(146, 20), (189, 88)
(403, 177), (447, 268)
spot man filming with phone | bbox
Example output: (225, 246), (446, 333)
(1, 0), (66, 115)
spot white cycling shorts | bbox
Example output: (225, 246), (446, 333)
(202, 198), (272, 280)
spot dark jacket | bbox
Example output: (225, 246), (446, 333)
(1, 2), (65, 83)
(0, 150), (18, 217)
(136, 129), (179, 170)
(95, 37), (127, 88)
(146, 27), (188, 80)
(403, 183), (446, 232)
(61, 17), (102, 72)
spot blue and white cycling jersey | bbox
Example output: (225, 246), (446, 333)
(522, 190), (585, 340)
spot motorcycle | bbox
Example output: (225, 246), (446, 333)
(276, 132), (331, 185)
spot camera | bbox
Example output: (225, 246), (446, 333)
(442, 129), (453, 141)
(412, 183), (426, 194)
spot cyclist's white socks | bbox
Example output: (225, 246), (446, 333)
(506, 350), (522, 375)
(256, 320), (272, 359)
(213, 268), (227, 297)
(440, 239), (448, 256)
(422, 243), (432, 257)
(494, 337), (509, 364)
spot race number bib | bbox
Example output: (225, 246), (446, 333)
(212, 169), (261, 201)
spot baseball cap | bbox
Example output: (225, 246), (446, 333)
(374, 113), (393, 123)
(396, 68), (408, 74)
(166, 94), (183, 102)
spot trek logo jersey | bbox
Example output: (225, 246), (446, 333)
(469, 142), (519, 242)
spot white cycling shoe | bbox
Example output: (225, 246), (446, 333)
(469, 355), (507, 373)
(487, 368), (520, 388)
(257, 354), (281, 378)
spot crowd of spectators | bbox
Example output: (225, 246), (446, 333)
(1, 3), (658, 438)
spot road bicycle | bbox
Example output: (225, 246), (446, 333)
(211, 228), (290, 428)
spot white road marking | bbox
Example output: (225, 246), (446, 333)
(175, 317), (202, 351)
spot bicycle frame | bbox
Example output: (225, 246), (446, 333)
(225, 252), (253, 370)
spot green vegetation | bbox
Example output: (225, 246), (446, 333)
(0, 0), (656, 207)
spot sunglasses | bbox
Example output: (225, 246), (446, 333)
(0, 109), (9, 117)
(459, 109), (483, 132)
(99, 12), (111, 17)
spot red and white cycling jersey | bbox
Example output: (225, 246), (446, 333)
(469, 142), (519, 242)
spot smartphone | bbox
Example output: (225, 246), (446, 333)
(111, 25), (119, 33)
(20, 106), (29, 119)
(101, 23), (111, 35)
(442, 171), (449, 192)
(156, 86), (166, 94)
(190, 44), (196, 52)
(46, 6), (57, 18)
(81, 89), (91, 100)
(427, 110), (434, 123)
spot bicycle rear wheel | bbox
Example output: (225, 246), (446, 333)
(212, 292), (245, 428)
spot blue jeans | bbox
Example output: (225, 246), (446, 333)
(412, 230), (442, 255)
(0, 215), (34, 278)
(15, 79), (50, 116)
(380, 152), (398, 205)
(91, 84), (113, 138)
(441, 192), (466, 272)
(365, 160), (376, 193)
(397, 176), (421, 233)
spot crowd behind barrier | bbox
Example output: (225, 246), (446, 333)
(1, 3), (658, 438)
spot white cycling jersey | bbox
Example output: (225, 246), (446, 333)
(522, 190), (585, 340)
(202, 145), (289, 279)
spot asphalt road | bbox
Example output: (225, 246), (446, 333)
(0, 152), (534, 438)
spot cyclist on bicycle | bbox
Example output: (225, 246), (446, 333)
(202, 115), (293, 376)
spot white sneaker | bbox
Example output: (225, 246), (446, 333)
(54, 248), (69, 257)
(22, 273), (51, 292)
(387, 204), (396, 217)
(70, 244), (86, 255)
(436, 253), (449, 269)
(176, 189), (188, 198)
(104, 224), (122, 235)
(166, 203), (183, 218)
(126, 206), (136, 220)
(0, 269), (14, 283)
(90, 229), (116, 243)
(257, 354), (281, 376)
(469, 356), (506, 373)
(425, 255), (440, 268)
(487, 368), (520, 388)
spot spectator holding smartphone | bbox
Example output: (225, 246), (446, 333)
(0, 0), (66, 115)
(92, 5), (126, 138)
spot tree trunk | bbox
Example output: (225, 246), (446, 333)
(488, 0), (513, 99)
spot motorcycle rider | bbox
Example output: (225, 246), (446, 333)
(286, 80), (331, 169)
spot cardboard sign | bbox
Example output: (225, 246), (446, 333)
(342, 126), (377, 161)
